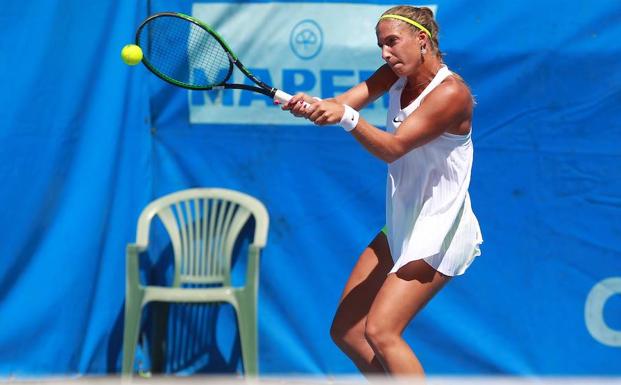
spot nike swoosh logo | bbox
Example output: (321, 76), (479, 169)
(393, 116), (402, 123)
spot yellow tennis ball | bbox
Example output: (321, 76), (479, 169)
(121, 44), (143, 66)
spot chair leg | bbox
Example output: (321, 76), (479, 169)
(150, 302), (169, 373)
(236, 294), (258, 376)
(122, 294), (144, 377)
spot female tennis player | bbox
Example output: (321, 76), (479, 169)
(283, 5), (483, 377)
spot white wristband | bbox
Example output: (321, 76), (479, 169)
(339, 104), (360, 132)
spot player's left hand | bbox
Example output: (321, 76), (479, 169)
(282, 93), (316, 117)
(306, 100), (345, 126)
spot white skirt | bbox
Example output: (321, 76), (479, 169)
(385, 198), (483, 277)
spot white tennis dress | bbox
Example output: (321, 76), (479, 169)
(385, 65), (483, 276)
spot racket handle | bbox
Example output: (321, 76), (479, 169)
(274, 89), (310, 108)
(273, 89), (293, 104)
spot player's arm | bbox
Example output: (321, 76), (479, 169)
(333, 64), (397, 109)
(350, 81), (472, 163)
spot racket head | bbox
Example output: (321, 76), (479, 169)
(135, 12), (234, 90)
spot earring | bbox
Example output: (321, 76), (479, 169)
(421, 47), (427, 55)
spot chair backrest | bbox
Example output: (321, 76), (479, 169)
(135, 188), (269, 287)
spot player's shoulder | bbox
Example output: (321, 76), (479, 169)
(428, 73), (473, 109)
(439, 74), (472, 100)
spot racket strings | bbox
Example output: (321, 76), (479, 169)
(140, 16), (231, 87)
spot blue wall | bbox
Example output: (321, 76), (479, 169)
(0, 0), (620, 377)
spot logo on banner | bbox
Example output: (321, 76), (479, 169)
(585, 277), (621, 347)
(290, 20), (323, 60)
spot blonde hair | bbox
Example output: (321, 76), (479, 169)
(379, 6), (442, 59)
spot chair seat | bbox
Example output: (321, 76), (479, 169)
(142, 285), (242, 306)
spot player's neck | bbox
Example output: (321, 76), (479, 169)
(405, 59), (444, 93)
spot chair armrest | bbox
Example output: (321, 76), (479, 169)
(245, 243), (262, 290)
(126, 243), (147, 254)
(126, 243), (147, 290)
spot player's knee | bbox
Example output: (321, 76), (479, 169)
(330, 320), (348, 347)
(364, 321), (399, 353)
(330, 320), (361, 350)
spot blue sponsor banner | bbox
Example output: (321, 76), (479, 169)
(0, 0), (619, 377)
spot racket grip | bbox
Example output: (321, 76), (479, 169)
(273, 89), (293, 104)
(274, 89), (310, 108)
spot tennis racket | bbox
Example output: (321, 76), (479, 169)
(135, 12), (301, 105)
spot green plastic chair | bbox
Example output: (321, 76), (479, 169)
(121, 188), (269, 377)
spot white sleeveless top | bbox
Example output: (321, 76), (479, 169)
(385, 65), (483, 276)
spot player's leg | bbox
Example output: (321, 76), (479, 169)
(364, 259), (451, 376)
(330, 231), (393, 373)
